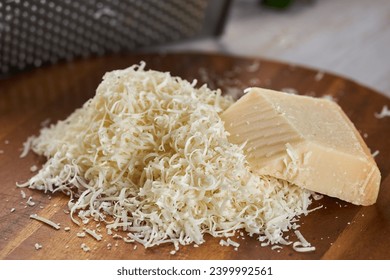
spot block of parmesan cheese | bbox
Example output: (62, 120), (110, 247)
(221, 87), (381, 206)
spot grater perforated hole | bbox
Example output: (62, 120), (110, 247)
(1, 0), (220, 76)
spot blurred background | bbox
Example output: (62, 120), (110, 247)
(162, 0), (390, 98)
(1, 0), (389, 98)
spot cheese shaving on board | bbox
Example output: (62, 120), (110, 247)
(30, 214), (61, 230)
(19, 62), (316, 250)
(375, 105), (390, 119)
(84, 228), (103, 241)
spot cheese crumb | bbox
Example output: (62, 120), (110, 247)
(321, 94), (335, 102)
(40, 118), (51, 127)
(34, 243), (43, 250)
(246, 61), (260, 72)
(77, 232), (86, 238)
(26, 196), (35, 206)
(80, 243), (90, 252)
(281, 88), (298, 94)
(375, 105), (390, 119)
(315, 71), (324, 81)
(30, 165), (38, 172)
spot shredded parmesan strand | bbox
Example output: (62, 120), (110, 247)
(20, 136), (34, 158)
(112, 234), (123, 239)
(284, 143), (299, 178)
(26, 196), (36, 206)
(84, 228), (102, 241)
(30, 214), (60, 230)
(20, 63), (317, 250)
(271, 245), (283, 250)
(226, 238), (240, 248)
(293, 230), (315, 252)
(372, 150), (380, 158)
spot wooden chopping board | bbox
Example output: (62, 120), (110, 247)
(0, 52), (389, 260)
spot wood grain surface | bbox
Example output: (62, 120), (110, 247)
(0, 52), (389, 260)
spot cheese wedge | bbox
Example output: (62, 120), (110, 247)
(221, 87), (381, 205)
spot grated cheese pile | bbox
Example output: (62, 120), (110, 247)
(19, 62), (315, 250)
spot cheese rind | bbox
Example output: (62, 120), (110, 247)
(221, 87), (381, 206)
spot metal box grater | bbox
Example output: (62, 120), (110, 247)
(0, 0), (231, 77)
